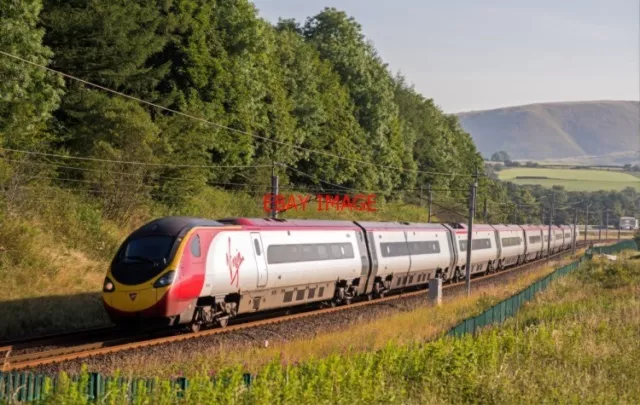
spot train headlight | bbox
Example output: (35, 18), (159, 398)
(153, 270), (176, 288)
(103, 277), (115, 293)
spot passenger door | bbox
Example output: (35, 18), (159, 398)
(250, 233), (268, 288)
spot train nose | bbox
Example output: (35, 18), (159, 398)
(108, 287), (158, 312)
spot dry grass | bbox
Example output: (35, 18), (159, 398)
(0, 226), (113, 339)
(117, 255), (579, 377)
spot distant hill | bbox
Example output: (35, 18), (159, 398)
(457, 100), (640, 165)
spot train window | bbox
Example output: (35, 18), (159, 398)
(408, 241), (440, 255)
(316, 245), (329, 260)
(501, 237), (522, 247)
(343, 243), (354, 257)
(190, 235), (201, 257)
(330, 244), (343, 259)
(529, 235), (542, 244)
(253, 239), (261, 256)
(380, 242), (410, 257)
(267, 243), (354, 264)
(121, 236), (174, 263)
(459, 238), (492, 252)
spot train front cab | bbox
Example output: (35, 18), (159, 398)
(102, 217), (228, 327)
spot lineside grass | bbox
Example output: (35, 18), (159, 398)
(112, 255), (579, 378)
(18, 251), (639, 404)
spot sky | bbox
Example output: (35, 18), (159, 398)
(250, 0), (640, 113)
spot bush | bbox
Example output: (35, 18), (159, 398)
(579, 258), (640, 289)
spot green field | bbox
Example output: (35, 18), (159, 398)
(497, 167), (640, 191)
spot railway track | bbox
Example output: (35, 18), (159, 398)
(0, 241), (611, 372)
(0, 327), (119, 354)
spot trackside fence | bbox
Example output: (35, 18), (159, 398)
(446, 239), (638, 338)
(1, 240), (637, 403)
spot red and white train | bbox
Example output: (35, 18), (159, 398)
(102, 217), (578, 331)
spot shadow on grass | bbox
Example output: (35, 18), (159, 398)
(0, 292), (112, 342)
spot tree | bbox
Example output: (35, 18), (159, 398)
(274, 22), (373, 191)
(491, 150), (511, 162)
(54, 90), (162, 224)
(303, 8), (407, 193)
(0, 0), (65, 209)
(1, 0), (64, 147)
(41, 0), (167, 97)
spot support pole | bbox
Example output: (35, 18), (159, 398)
(547, 193), (554, 259)
(618, 219), (621, 241)
(584, 205), (589, 245)
(483, 197), (488, 223)
(605, 211), (609, 240)
(598, 212), (602, 241)
(427, 183), (432, 223)
(572, 209), (577, 255)
(465, 168), (478, 297)
(270, 162), (279, 219)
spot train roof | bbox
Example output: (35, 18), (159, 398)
(491, 224), (524, 231)
(355, 221), (448, 231)
(216, 217), (360, 229)
(130, 216), (224, 238)
(442, 223), (495, 235)
(519, 224), (544, 231)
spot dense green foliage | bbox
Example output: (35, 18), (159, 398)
(0, 0), (491, 226)
(1, 0), (636, 229)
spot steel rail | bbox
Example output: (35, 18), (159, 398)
(2, 240), (606, 372)
(0, 327), (119, 353)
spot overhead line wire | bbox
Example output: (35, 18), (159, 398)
(0, 148), (271, 169)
